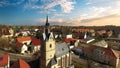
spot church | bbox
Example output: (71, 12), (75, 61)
(40, 16), (74, 68)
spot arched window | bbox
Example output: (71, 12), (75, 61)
(50, 44), (52, 48)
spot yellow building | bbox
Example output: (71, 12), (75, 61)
(40, 16), (74, 68)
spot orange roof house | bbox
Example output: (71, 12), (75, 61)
(17, 37), (31, 45)
(32, 37), (41, 46)
(31, 37), (41, 53)
(92, 45), (119, 59)
(65, 38), (73, 44)
(0, 54), (9, 68)
(103, 48), (119, 59)
(17, 37), (31, 43)
(11, 59), (30, 68)
(64, 38), (76, 44)
(16, 42), (23, 49)
(83, 45), (119, 68)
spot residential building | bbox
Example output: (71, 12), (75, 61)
(8, 28), (14, 37)
(11, 59), (30, 68)
(79, 33), (95, 44)
(31, 37), (41, 53)
(16, 41), (28, 54)
(83, 41), (119, 68)
(66, 34), (72, 39)
(17, 36), (31, 45)
(21, 43), (28, 54)
(94, 40), (108, 48)
(0, 54), (9, 68)
(97, 29), (106, 36)
(107, 30), (113, 37)
(20, 30), (30, 36)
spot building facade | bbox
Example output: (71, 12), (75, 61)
(83, 44), (119, 68)
(40, 16), (74, 68)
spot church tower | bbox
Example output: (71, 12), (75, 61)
(40, 16), (56, 68)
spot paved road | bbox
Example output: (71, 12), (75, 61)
(0, 49), (40, 62)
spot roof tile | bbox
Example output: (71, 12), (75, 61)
(11, 59), (30, 68)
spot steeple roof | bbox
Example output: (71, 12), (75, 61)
(45, 15), (49, 26)
(44, 15), (50, 40)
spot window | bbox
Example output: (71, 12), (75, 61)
(50, 44), (52, 48)
(62, 48), (64, 51)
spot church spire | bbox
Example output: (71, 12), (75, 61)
(46, 15), (49, 26)
(45, 15), (50, 40)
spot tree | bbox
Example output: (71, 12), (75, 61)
(0, 38), (10, 50)
(36, 30), (43, 40)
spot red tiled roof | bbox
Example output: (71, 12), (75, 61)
(16, 42), (22, 49)
(83, 45), (119, 59)
(64, 38), (76, 43)
(104, 49), (119, 59)
(21, 30), (27, 32)
(0, 54), (9, 67)
(81, 38), (90, 42)
(32, 37), (41, 46)
(104, 48), (114, 57)
(17, 37), (31, 43)
(11, 59), (30, 68)
(4, 32), (10, 35)
(93, 45), (119, 59)
(65, 38), (73, 43)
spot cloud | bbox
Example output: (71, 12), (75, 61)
(24, 0), (41, 9)
(24, 0), (75, 13)
(44, 0), (75, 13)
(38, 18), (64, 24)
(36, 16), (81, 26)
(91, 6), (111, 17)
(87, 0), (112, 4)
(81, 17), (120, 26)
(0, 0), (75, 13)
(116, 1), (120, 7)
(82, 0), (120, 21)
(80, 2), (120, 20)
(0, 0), (24, 7)
(81, 14), (120, 23)
(33, 13), (120, 26)
(71, 14), (120, 26)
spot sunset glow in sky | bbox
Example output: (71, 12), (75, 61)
(0, 0), (120, 26)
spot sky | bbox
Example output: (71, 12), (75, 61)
(0, 0), (120, 26)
